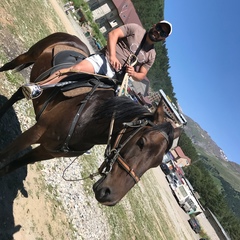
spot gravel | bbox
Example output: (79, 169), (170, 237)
(41, 154), (111, 240)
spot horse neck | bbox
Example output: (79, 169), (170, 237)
(85, 95), (150, 144)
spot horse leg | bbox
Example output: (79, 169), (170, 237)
(0, 124), (45, 169)
(0, 145), (54, 176)
(0, 87), (24, 119)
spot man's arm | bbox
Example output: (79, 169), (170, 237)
(107, 27), (125, 71)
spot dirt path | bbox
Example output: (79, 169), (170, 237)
(0, 2), (95, 240)
(151, 168), (199, 240)
(152, 167), (220, 240)
(49, 0), (94, 53)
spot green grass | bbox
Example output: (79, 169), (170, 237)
(0, 0), (65, 48)
(4, 71), (25, 85)
(101, 175), (174, 240)
(0, 1), (77, 238)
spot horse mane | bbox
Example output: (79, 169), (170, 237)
(93, 96), (151, 122)
(94, 96), (174, 152)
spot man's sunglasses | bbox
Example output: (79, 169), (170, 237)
(155, 23), (168, 38)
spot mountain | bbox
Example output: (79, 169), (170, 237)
(183, 115), (228, 161)
(182, 114), (240, 218)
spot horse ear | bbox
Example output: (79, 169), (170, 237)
(173, 127), (182, 139)
(153, 98), (165, 124)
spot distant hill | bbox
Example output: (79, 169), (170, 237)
(182, 114), (240, 218)
(183, 115), (228, 161)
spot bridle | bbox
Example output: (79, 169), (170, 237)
(61, 116), (172, 183)
(98, 117), (170, 183)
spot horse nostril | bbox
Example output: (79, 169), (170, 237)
(99, 187), (111, 199)
(93, 179), (115, 204)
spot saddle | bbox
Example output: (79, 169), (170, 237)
(36, 48), (117, 97)
(59, 73), (117, 97)
(35, 49), (117, 121)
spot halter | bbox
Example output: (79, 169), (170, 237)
(98, 117), (170, 183)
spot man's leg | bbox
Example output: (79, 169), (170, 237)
(22, 59), (95, 100)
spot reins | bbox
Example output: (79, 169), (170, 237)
(117, 32), (147, 96)
(62, 157), (100, 181)
(98, 116), (172, 183)
(54, 52), (138, 153)
(118, 54), (138, 96)
(61, 116), (149, 182)
(58, 50), (153, 182)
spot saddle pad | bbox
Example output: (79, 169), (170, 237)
(53, 44), (89, 58)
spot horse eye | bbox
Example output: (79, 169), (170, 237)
(137, 137), (144, 149)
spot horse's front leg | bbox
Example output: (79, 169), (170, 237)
(0, 145), (54, 176)
(0, 124), (45, 169)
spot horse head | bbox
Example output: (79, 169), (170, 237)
(93, 100), (182, 206)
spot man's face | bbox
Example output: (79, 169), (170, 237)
(148, 23), (169, 42)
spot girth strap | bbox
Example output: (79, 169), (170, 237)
(60, 80), (101, 152)
(35, 88), (60, 121)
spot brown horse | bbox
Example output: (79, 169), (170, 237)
(0, 32), (181, 206)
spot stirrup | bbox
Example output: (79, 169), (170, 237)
(22, 83), (43, 100)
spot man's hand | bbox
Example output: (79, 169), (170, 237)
(109, 55), (122, 71)
(126, 65), (135, 77)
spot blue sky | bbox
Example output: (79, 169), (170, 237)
(164, 1), (240, 164)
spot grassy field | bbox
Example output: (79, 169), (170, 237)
(0, 0), (65, 89)
(0, 0), (65, 47)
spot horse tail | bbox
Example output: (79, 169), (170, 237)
(0, 32), (90, 72)
(0, 87), (24, 119)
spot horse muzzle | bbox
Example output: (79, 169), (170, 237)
(92, 176), (120, 206)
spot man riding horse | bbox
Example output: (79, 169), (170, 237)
(0, 21), (178, 206)
(22, 20), (172, 99)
